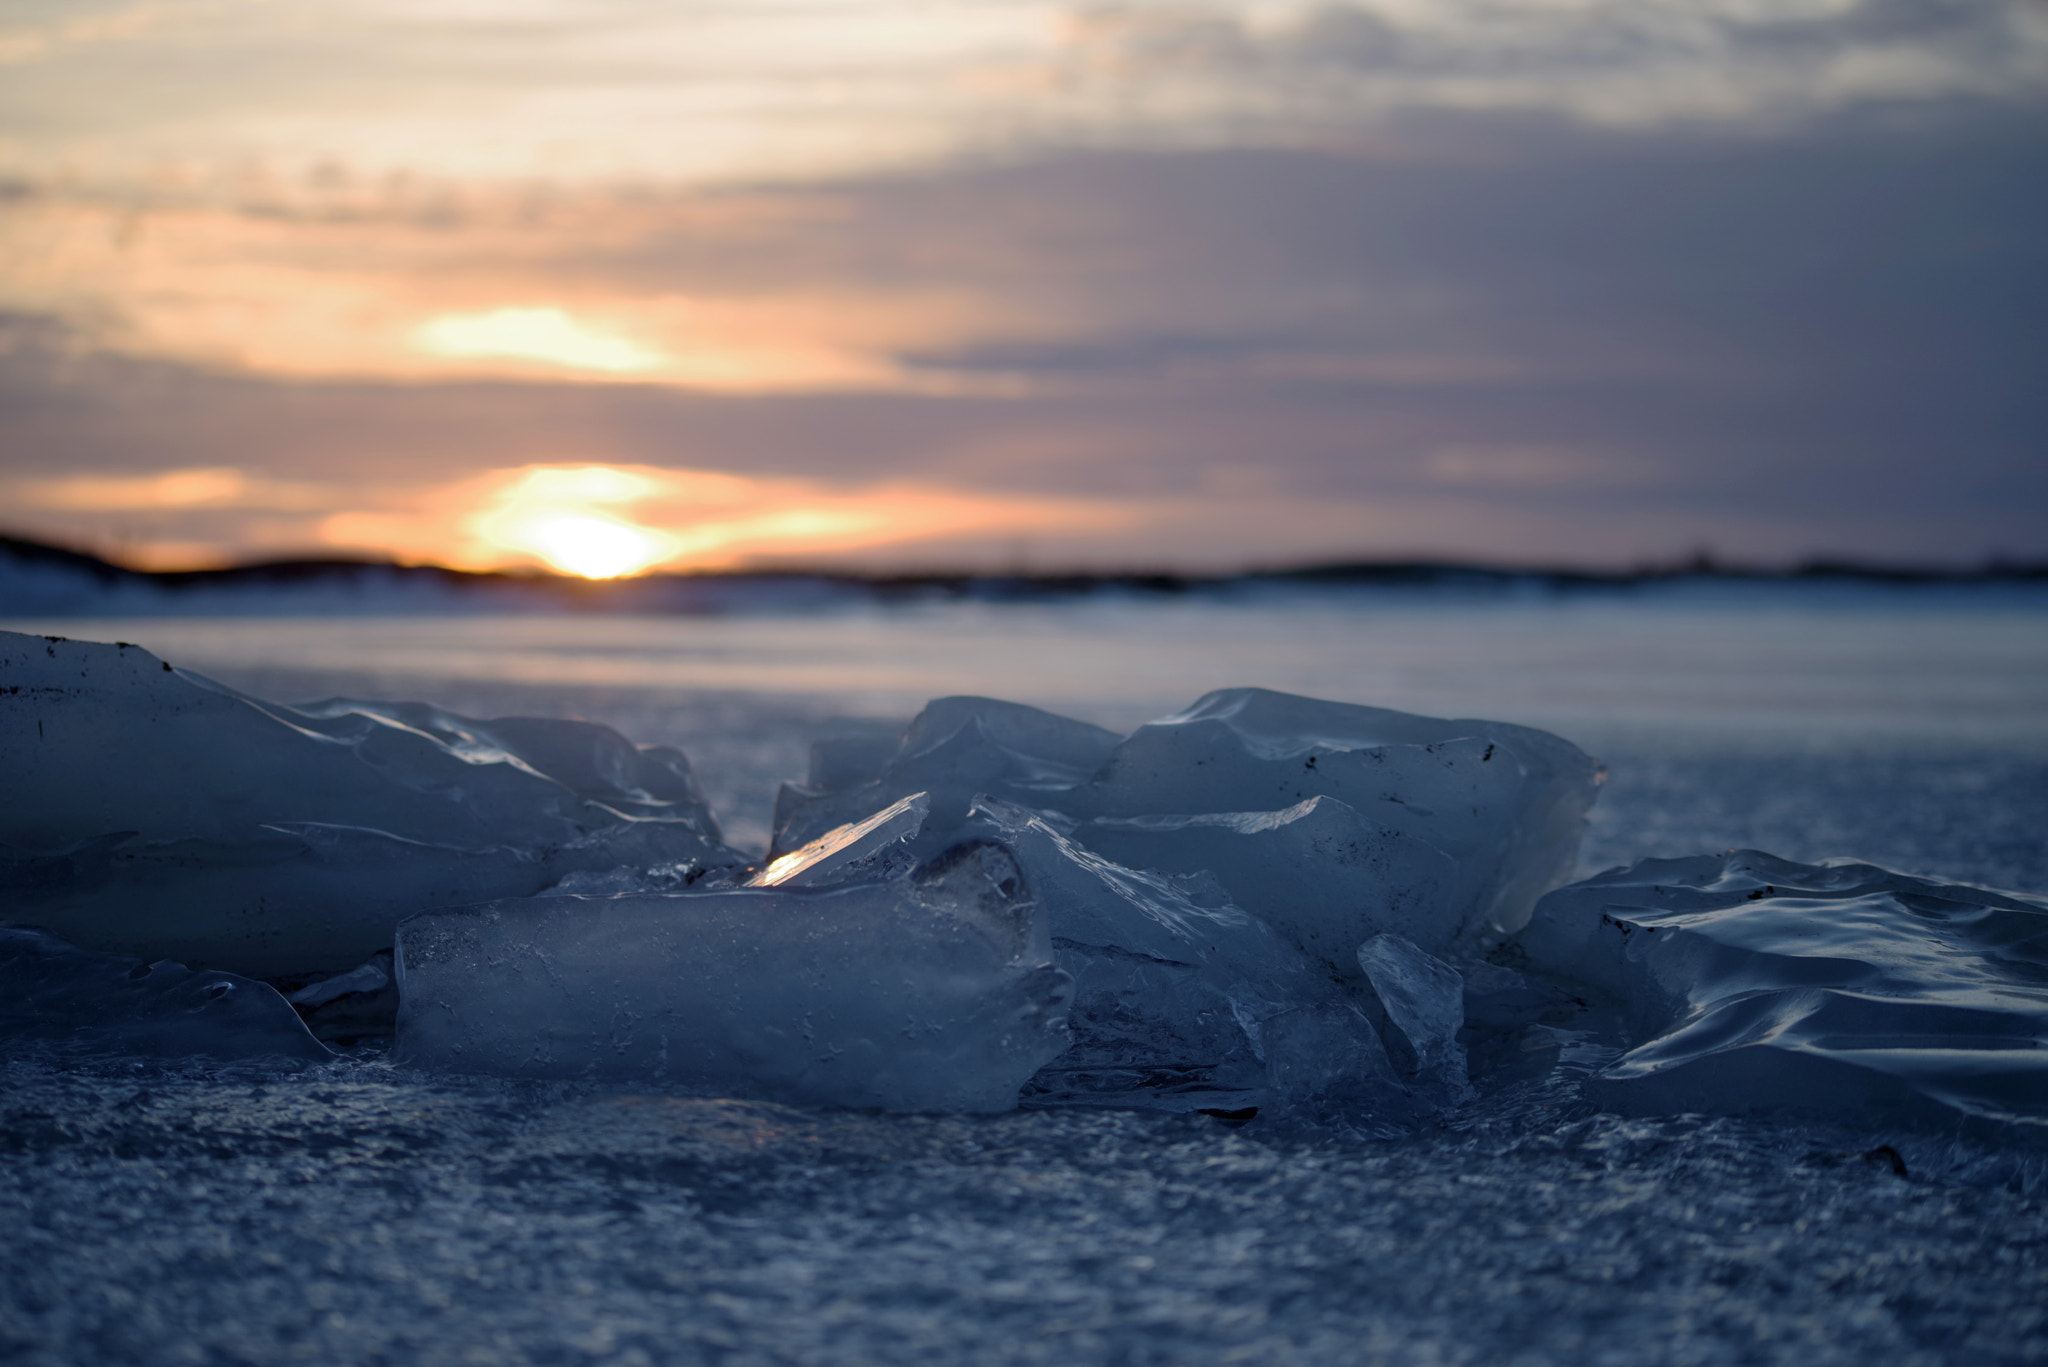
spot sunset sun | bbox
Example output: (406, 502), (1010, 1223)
(469, 466), (678, 578)
(517, 514), (669, 579)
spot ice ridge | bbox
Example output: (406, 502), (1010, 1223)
(13, 628), (2046, 1138)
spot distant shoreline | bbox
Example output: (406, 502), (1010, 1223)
(6, 530), (2046, 616)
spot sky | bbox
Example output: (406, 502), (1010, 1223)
(1, 0), (2044, 576)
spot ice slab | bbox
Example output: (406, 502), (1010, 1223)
(395, 842), (1074, 1112)
(0, 632), (745, 974)
(2, 634), (726, 848)
(0, 924), (330, 1062)
(1518, 851), (2048, 1136)
(1, 825), (550, 978)
(0, 817), (750, 978)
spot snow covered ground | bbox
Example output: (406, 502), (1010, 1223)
(3, 588), (2045, 1365)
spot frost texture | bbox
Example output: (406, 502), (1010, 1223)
(0, 632), (744, 974)
(395, 842), (1074, 1113)
(1518, 850), (2048, 1136)
(0, 925), (330, 1061)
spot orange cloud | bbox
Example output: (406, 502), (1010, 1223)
(2, 467), (332, 513)
(0, 188), (1039, 394)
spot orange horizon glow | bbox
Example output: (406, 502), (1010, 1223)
(305, 462), (1131, 577)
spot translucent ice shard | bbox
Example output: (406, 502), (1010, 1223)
(283, 950), (401, 1045)
(288, 698), (727, 833)
(749, 792), (929, 888)
(0, 631), (745, 974)
(0, 925), (331, 1062)
(395, 842), (1074, 1112)
(1517, 851), (2048, 1135)
(286, 954), (392, 1010)
(1357, 934), (1471, 1100)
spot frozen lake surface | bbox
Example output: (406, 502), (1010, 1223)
(4, 586), (2046, 1365)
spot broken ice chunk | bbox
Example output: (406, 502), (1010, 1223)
(0, 633), (731, 853)
(292, 699), (725, 831)
(1356, 934), (1470, 1099)
(0, 924), (331, 1062)
(1071, 688), (1600, 942)
(1076, 796), (1461, 966)
(749, 792), (929, 888)
(771, 696), (1119, 859)
(281, 949), (402, 1045)
(1517, 851), (2048, 1134)
(395, 844), (1073, 1112)
(287, 953), (392, 1009)
(0, 631), (747, 975)
(769, 688), (1599, 957)
(974, 799), (1398, 1113)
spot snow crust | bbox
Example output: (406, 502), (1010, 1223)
(6, 1061), (2042, 1367)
